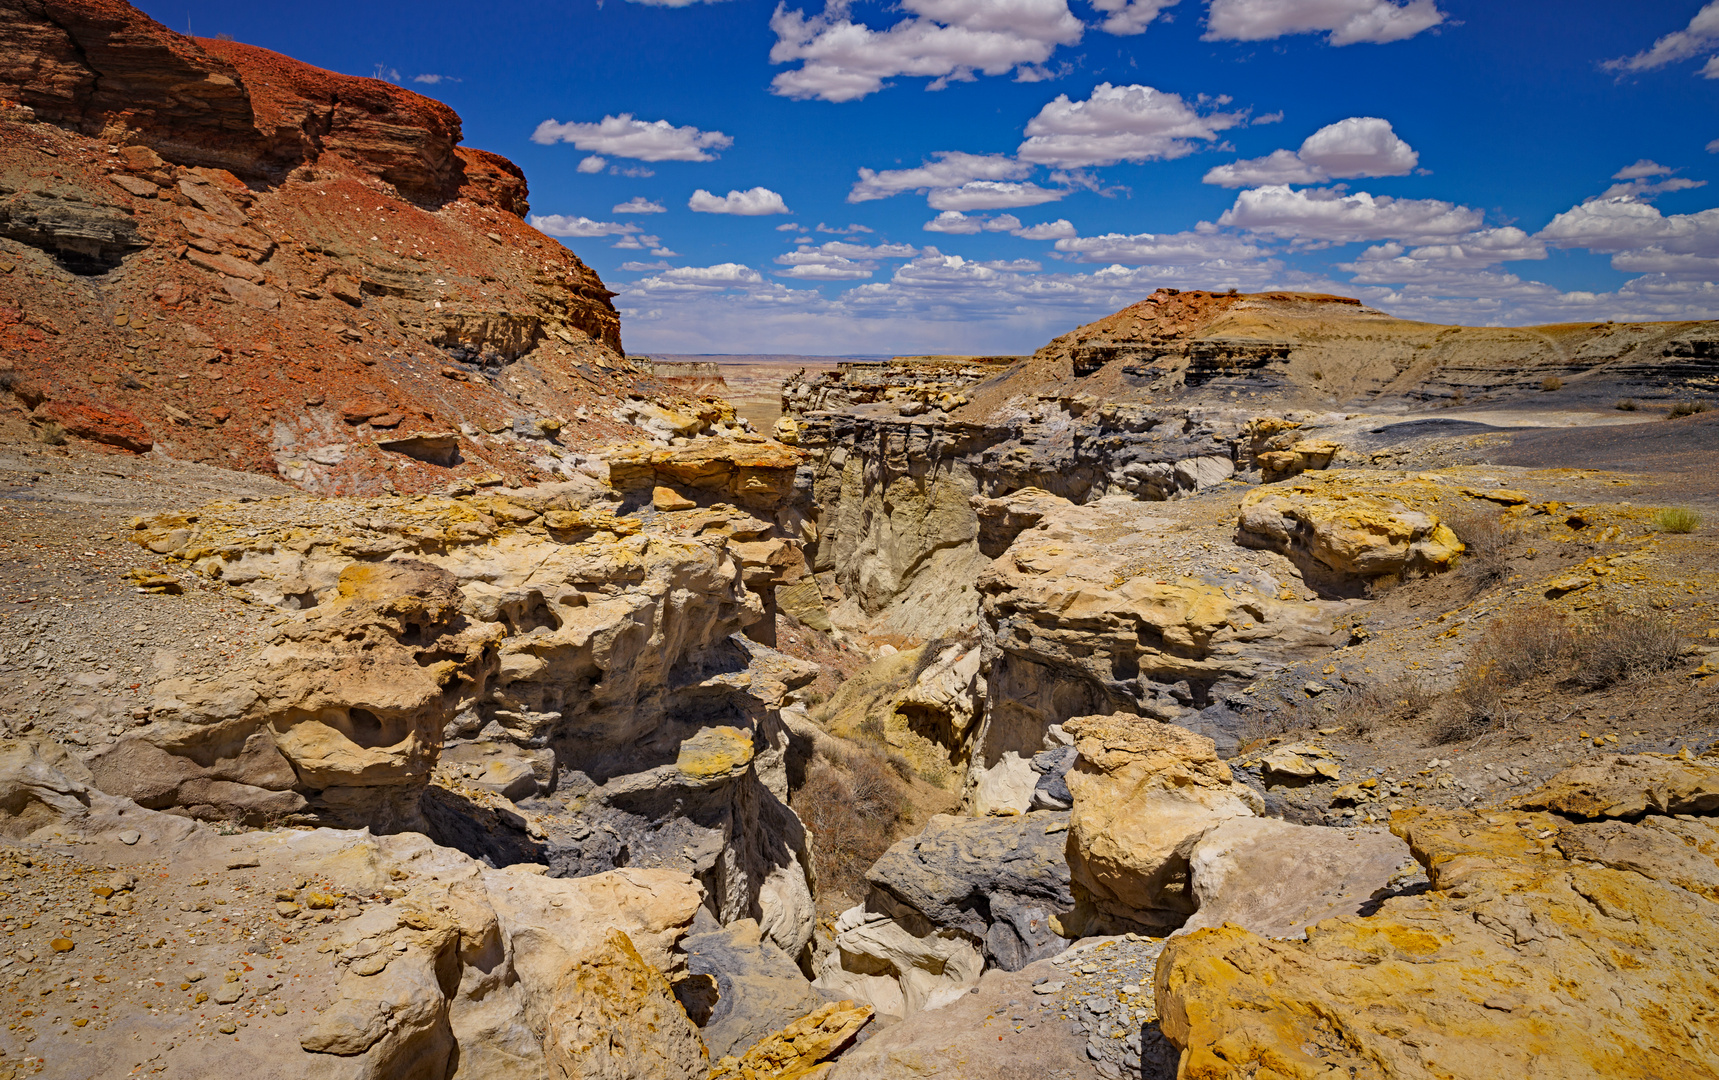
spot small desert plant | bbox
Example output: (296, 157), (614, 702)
(1654, 507), (1702, 534)
(1447, 508), (1521, 592)
(1343, 676), (1434, 736)
(35, 421), (67, 446)
(1668, 400), (1713, 418)
(1569, 607), (1682, 690)
(0, 370), (16, 392)
(855, 713), (886, 744)
(1615, 398), (1639, 411)
(1541, 376), (1564, 392)
(1475, 604), (1578, 684)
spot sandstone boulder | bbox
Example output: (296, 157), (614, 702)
(1064, 715), (1261, 932)
(1510, 751), (1719, 819)
(1237, 470), (1464, 589)
(812, 905), (984, 1020)
(971, 493), (1341, 815)
(1178, 818), (1416, 938)
(864, 811), (1074, 971)
(541, 929), (708, 1080)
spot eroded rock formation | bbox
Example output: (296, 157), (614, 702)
(115, 484), (821, 957)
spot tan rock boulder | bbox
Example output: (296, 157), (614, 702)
(1237, 470), (1464, 586)
(1255, 438), (1342, 482)
(1178, 818), (1416, 938)
(653, 485), (698, 511)
(1063, 715), (1260, 930)
(707, 1000), (873, 1080)
(1511, 752), (1719, 819)
(1155, 802), (1719, 1079)
(812, 905), (985, 1020)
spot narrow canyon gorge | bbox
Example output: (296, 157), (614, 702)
(0, 4), (1718, 1079)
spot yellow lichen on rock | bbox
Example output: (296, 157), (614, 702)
(1238, 470), (1466, 583)
(1154, 758), (1719, 1080)
(676, 726), (757, 781)
(544, 928), (710, 1080)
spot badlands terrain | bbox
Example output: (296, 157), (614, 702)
(2, 2), (1719, 1079)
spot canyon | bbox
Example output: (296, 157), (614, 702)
(1, 3), (1718, 1079)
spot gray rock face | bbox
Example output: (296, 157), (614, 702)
(865, 811), (1074, 971)
(677, 913), (830, 1060)
(1029, 746), (1075, 811)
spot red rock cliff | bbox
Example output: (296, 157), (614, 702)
(0, 0), (685, 494)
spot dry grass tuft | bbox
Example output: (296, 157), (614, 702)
(1615, 398), (1639, 411)
(1653, 507), (1702, 534)
(1569, 607), (1682, 690)
(1668, 400), (1713, 418)
(1540, 376), (1564, 392)
(34, 421), (66, 446)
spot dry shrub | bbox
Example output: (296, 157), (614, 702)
(1569, 607), (1682, 690)
(35, 421), (66, 446)
(1541, 376), (1564, 392)
(791, 744), (910, 903)
(1447, 507), (1521, 593)
(1654, 507), (1702, 534)
(1343, 676), (1434, 737)
(1668, 401), (1713, 418)
(1429, 605), (1683, 743)
(1615, 398), (1639, 411)
(1477, 604), (1577, 684)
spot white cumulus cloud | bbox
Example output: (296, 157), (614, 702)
(638, 263), (768, 290)
(768, 0), (1086, 103)
(1088, 0), (1179, 35)
(927, 181), (1068, 210)
(577, 156), (608, 174)
(688, 187), (794, 215)
(924, 210), (984, 234)
(1053, 225), (1268, 264)
(1204, 0), (1446, 46)
(1017, 83), (1247, 167)
(1218, 185), (1483, 243)
(1538, 196), (1719, 258)
(1605, 1), (1719, 75)
(1015, 218), (1077, 239)
(850, 152), (1032, 202)
(922, 211), (1074, 237)
(529, 214), (640, 238)
(1204, 117), (1417, 187)
(613, 197), (668, 214)
(531, 114), (733, 161)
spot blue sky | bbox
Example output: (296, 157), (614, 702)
(141, 0), (1719, 354)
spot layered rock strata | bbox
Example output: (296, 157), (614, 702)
(0, 0), (741, 493)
